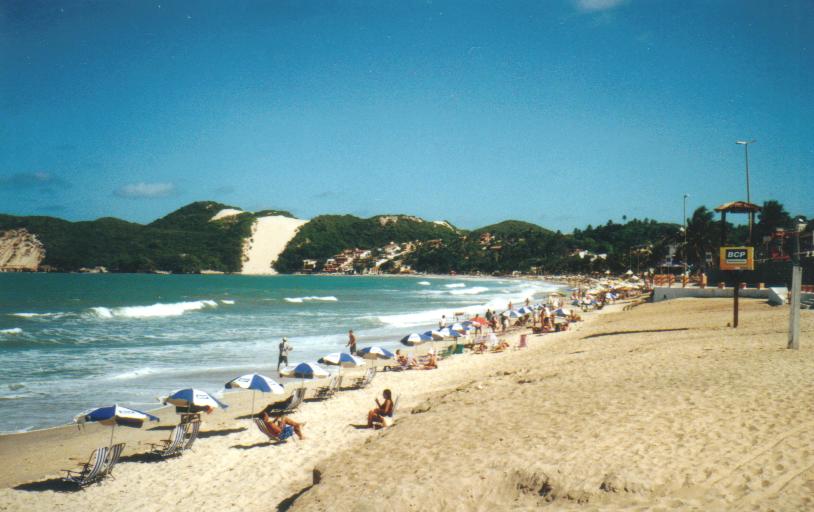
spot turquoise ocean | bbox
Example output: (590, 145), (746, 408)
(0, 274), (561, 433)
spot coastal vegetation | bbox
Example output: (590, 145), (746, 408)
(0, 199), (809, 280)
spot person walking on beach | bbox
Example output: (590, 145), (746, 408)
(278, 337), (292, 373)
(347, 329), (357, 355)
(439, 315), (447, 330)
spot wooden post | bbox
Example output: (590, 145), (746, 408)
(788, 265), (802, 349)
(733, 279), (740, 328)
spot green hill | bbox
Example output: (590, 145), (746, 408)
(0, 202), (256, 273)
(273, 214), (459, 273)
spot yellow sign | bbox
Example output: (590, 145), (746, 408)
(719, 246), (754, 271)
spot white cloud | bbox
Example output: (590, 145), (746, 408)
(574, 0), (626, 12)
(114, 182), (176, 198)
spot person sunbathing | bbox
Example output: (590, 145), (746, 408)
(261, 412), (304, 440)
(367, 389), (394, 428)
(396, 350), (409, 367)
(422, 351), (438, 369)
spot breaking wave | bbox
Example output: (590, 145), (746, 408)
(449, 286), (490, 296)
(444, 283), (466, 288)
(417, 281), (431, 286)
(0, 328), (23, 335)
(284, 296), (339, 303)
(88, 300), (218, 319)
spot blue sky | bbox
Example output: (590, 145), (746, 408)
(1, 0), (812, 231)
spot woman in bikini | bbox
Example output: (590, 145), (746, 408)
(261, 412), (305, 440)
(367, 389), (393, 428)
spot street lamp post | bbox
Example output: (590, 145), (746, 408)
(683, 193), (689, 277)
(736, 139), (756, 241)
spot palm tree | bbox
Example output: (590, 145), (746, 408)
(685, 206), (717, 271)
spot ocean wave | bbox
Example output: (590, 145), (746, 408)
(88, 300), (218, 319)
(444, 283), (466, 288)
(220, 299), (235, 305)
(284, 296), (339, 303)
(449, 286), (490, 296)
(0, 328), (23, 335)
(417, 281), (431, 286)
(11, 312), (67, 319)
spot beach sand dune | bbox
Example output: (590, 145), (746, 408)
(241, 215), (307, 275)
(1, 298), (811, 511)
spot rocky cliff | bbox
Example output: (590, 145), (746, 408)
(0, 228), (44, 271)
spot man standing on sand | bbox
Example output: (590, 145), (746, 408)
(347, 329), (357, 355)
(439, 315), (447, 330)
(278, 337), (292, 373)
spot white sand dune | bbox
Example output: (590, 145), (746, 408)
(241, 215), (307, 274)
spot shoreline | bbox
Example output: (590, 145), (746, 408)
(0, 296), (610, 492)
(1, 273), (574, 435)
(2, 296), (810, 510)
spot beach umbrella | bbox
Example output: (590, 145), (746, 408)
(75, 404), (159, 447)
(400, 332), (432, 346)
(280, 361), (331, 389)
(163, 388), (229, 413)
(437, 327), (462, 338)
(553, 308), (570, 317)
(470, 316), (490, 326)
(225, 373), (285, 416)
(358, 346), (395, 360)
(319, 352), (366, 368)
(517, 306), (534, 315)
(319, 352), (365, 379)
(281, 362), (330, 379)
(421, 330), (446, 341)
(506, 310), (523, 318)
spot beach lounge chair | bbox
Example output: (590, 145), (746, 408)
(103, 442), (126, 479)
(63, 446), (108, 487)
(311, 375), (340, 400)
(183, 418), (201, 451)
(350, 367), (376, 389)
(265, 388), (306, 416)
(148, 422), (188, 458)
(254, 417), (295, 443)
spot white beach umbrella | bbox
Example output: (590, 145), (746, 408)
(225, 373), (285, 416)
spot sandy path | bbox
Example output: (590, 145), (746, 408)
(241, 216), (307, 275)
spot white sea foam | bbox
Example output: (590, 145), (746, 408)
(220, 299), (235, 305)
(284, 296), (339, 303)
(11, 312), (66, 319)
(88, 300), (218, 319)
(0, 328), (23, 335)
(417, 281), (431, 286)
(449, 286), (490, 296)
(444, 283), (466, 288)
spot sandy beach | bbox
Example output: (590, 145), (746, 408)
(1, 297), (812, 511)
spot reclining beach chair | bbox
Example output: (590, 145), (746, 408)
(148, 422), (188, 458)
(350, 367), (376, 389)
(103, 442), (126, 479)
(63, 446), (108, 487)
(253, 417), (295, 444)
(265, 387), (306, 416)
(183, 418), (201, 451)
(311, 375), (340, 401)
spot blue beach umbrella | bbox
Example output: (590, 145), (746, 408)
(554, 308), (570, 318)
(506, 310), (524, 318)
(422, 330), (446, 341)
(517, 306), (534, 315)
(225, 373), (285, 416)
(437, 327), (461, 338)
(75, 404), (159, 447)
(318, 352), (366, 368)
(358, 346), (395, 360)
(280, 361), (331, 389)
(400, 332), (432, 346)
(163, 388), (229, 413)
